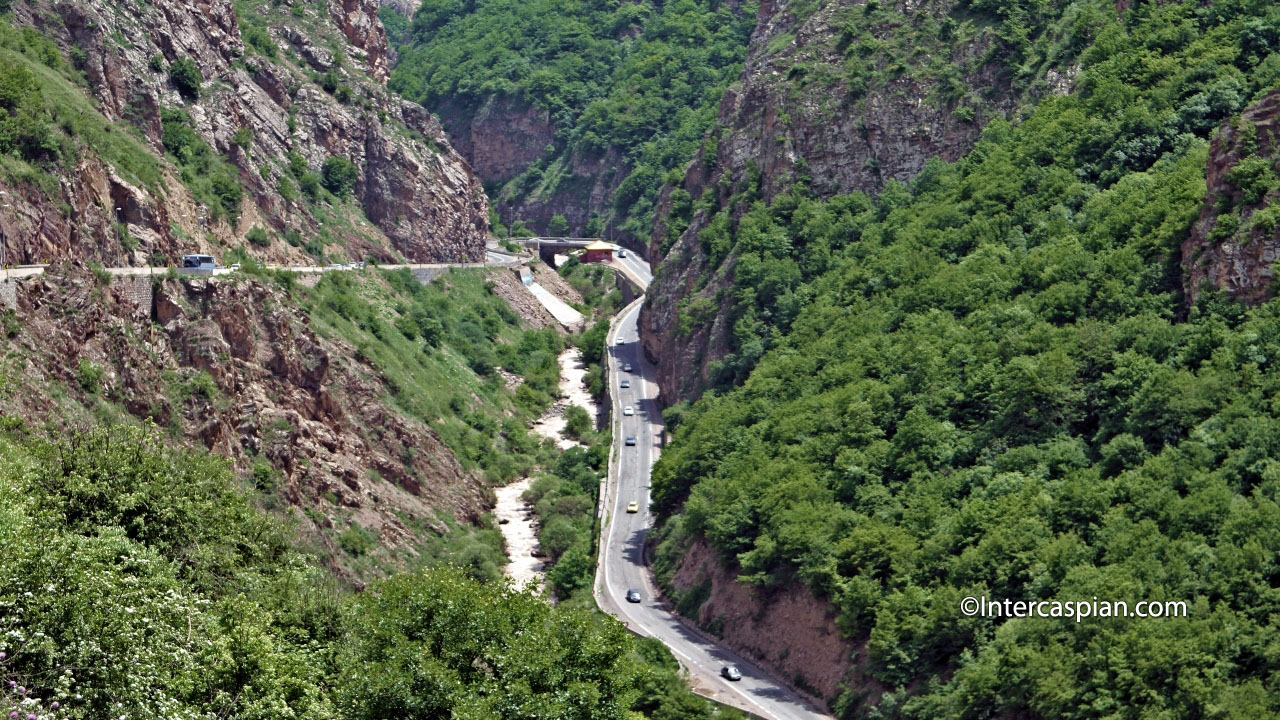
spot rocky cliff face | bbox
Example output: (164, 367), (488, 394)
(6, 265), (486, 583)
(330, 0), (391, 83)
(1182, 89), (1280, 306)
(640, 0), (1063, 404)
(670, 536), (869, 712)
(4, 0), (487, 268)
(437, 94), (631, 239)
(440, 95), (557, 186)
(495, 144), (630, 241)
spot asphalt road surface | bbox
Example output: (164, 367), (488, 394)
(613, 248), (653, 286)
(596, 269), (831, 720)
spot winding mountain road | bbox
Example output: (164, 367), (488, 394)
(595, 258), (831, 720)
(6, 244), (830, 717)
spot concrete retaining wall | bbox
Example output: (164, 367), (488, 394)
(115, 276), (153, 315)
(0, 278), (15, 310)
(413, 267), (451, 284)
(0, 262), (492, 313)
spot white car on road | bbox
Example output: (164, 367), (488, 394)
(623, 406), (634, 416)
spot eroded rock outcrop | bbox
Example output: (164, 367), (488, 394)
(1182, 89), (1280, 306)
(436, 93), (631, 239)
(441, 95), (557, 185)
(330, 0), (391, 83)
(8, 266), (485, 582)
(4, 0), (486, 267)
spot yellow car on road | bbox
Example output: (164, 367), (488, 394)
(626, 501), (639, 513)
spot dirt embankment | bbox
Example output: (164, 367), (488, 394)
(531, 262), (584, 306)
(487, 268), (558, 329)
(670, 536), (869, 711)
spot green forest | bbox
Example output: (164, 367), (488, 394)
(652, 0), (1280, 717)
(0, 421), (746, 720)
(386, 0), (758, 238)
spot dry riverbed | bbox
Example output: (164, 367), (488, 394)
(495, 348), (599, 589)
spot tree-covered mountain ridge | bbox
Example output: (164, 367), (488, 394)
(641, 0), (1114, 405)
(386, 0), (759, 244)
(648, 0), (1280, 717)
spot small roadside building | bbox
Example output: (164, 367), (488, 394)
(582, 240), (613, 263)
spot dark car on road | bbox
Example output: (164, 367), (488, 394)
(721, 665), (742, 681)
(625, 589), (642, 603)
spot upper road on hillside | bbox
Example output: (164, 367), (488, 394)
(0, 253), (526, 280)
(596, 258), (831, 720)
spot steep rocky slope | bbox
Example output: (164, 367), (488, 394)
(2, 265), (484, 581)
(666, 537), (866, 710)
(640, 0), (1079, 404)
(1183, 88), (1280, 305)
(2, 0), (487, 269)
(436, 92), (635, 240)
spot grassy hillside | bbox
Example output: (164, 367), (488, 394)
(0, 20), (163, 195)
(301, 268), (561, 481)
(652, 1), (1280, 716)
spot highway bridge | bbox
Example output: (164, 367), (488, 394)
(517, 236), (617, 265)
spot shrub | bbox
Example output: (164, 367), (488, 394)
(395, 313), (420, 340)
(1, 308), (18, 338)
(169, 56), (202, 100)
(68, 45), (86, 71)
(299, 172), (321, 200)
(184, 370), (218, 400)
(321, 156), (358, 197)
(210, 172), (242, 218)
(88, 262), (111, 286)
(116, 222), (137, 251)
(0, 62), (58, 162)
(75, 358), (103, 394)
(564, 405), (592, 439)
(319, 69), (339, 94)
(548, 213), (570, 235)
(242, 25), (277, 58)
(246, 225), (270, 247)
(1226, 154), (1280, 205)
(338, 523), (375, 556)
(232, 126), (253, 150)
(287, 150), (308, 178)
(278, 177), (299, 202)
(251, 457), (279, 491)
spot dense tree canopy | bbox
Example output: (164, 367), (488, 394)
(653, 1), (1280, 717)
(0, 422), (743, 720)
(389, 0), (757, 237)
